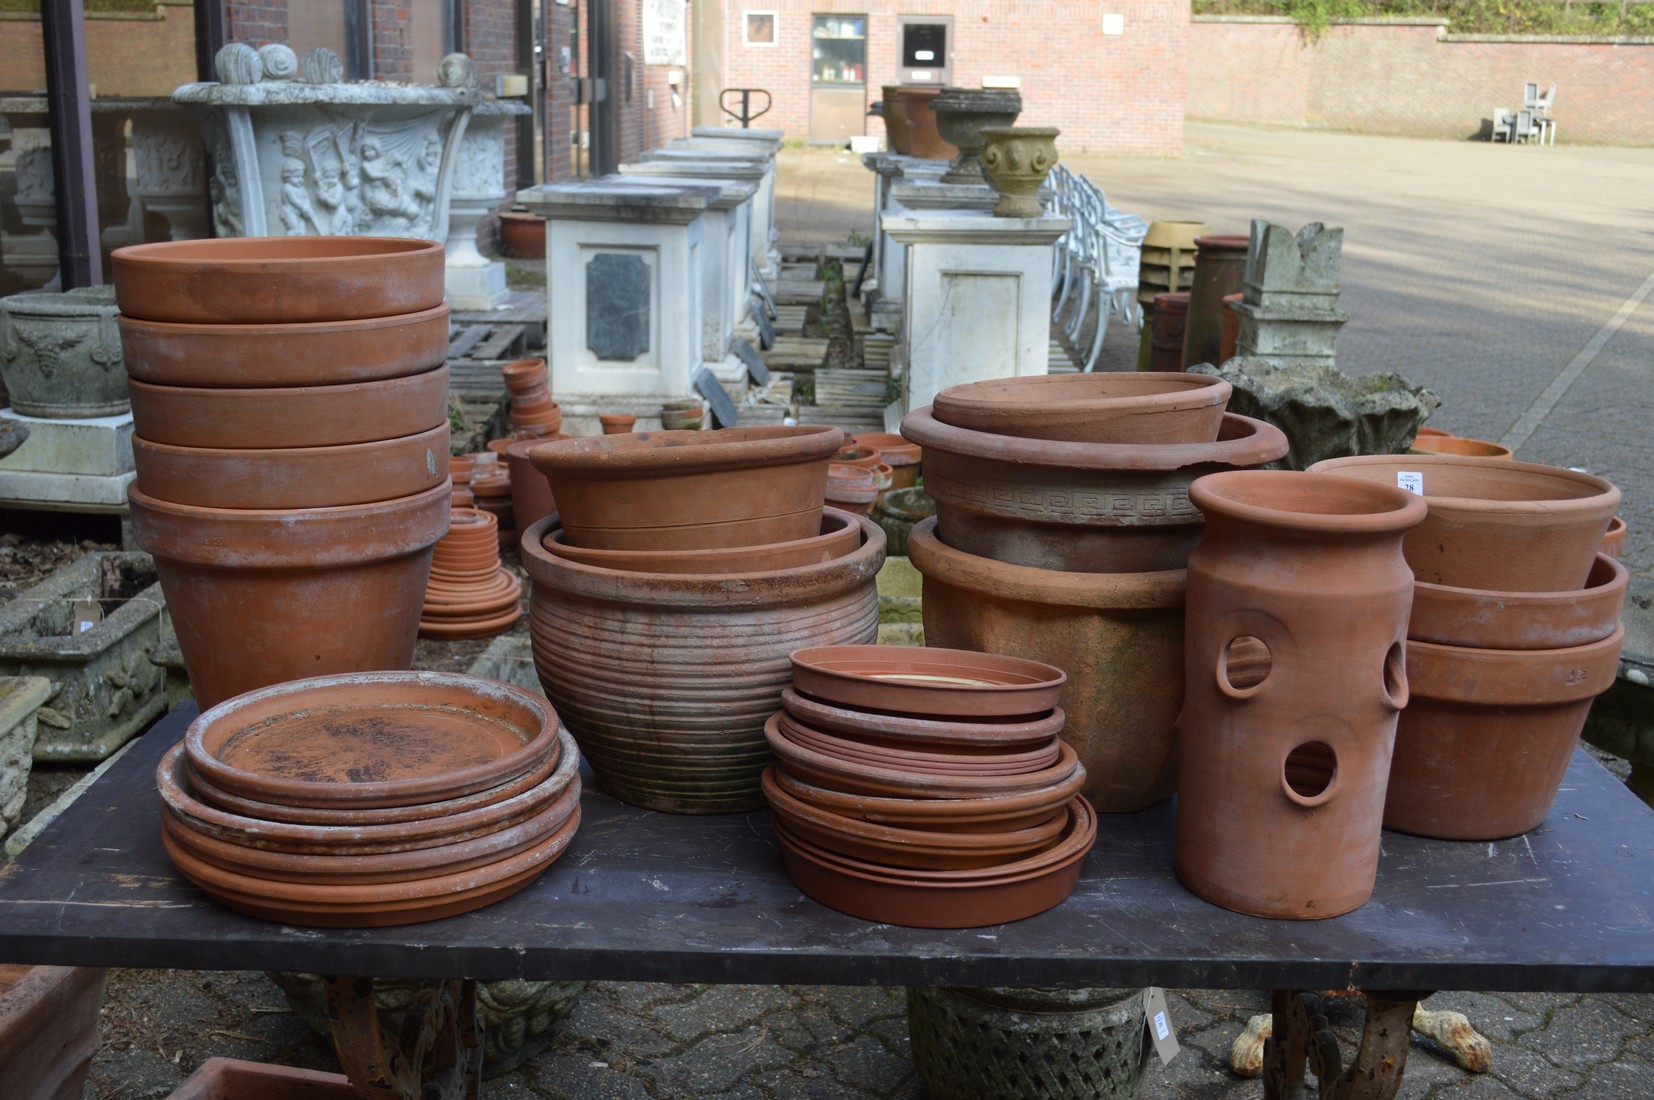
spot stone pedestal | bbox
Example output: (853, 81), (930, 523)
(650, 141), (780, 279)
(517, 180), (717, 426)
(1232, 220), (1350, 369)
(883, 210), (1069, 413)
(445, 99), (530, 309)
(863, 155), (955, 330)
(0, 409), (136, 513)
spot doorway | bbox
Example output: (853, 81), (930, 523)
(896, 16), (951, 85)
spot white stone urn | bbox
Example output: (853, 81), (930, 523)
(978, 127), (1060, 218)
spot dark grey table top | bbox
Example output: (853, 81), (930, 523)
(1, 704), (1651, 992)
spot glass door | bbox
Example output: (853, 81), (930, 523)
(809, 13), (867, 144)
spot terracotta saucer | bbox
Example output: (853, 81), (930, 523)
(416, 606), (525, 640)
(779, 688), (1064, 752)
(184, 671), (558, 809)
(540, 508), (862, 575)
(164, 776), (581, 886)
(762, 767), (1067, 871)
(161, 805), (580, 928)
(764, 714), (1083, 800)
(771, 764), (1083, 834)
(789, 645), (1066, 719)
(771, 798), (1095, 928)
(775, 713), (1061, 776)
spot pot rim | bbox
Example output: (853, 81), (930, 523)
(1404, 625), (1625, 705)
(124, 362), (449, 403)
(528, 425), (843, 479)
(901, 406), (1286, 472)
(116, 301), (451, 341)
(1306, 454), (1621, 516)
(539, 508), (861, 573)
(133, 422), (448, 465)
(789, 643), (1067, 713)
(1413, 551), (1626, 604)
(934, 371), (1230, 423)
(112, 235), (441, 268)
(1189, 470), (1429, 536)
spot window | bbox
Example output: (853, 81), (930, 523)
(744, 11), (778, 47)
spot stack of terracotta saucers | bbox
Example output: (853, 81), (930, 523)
(156, 671), (580, 928)
(825, 463), (879, 517)
(420, 508), (523, 639)
(762, 644), (1094, 928)
(469, 452), (515, 544)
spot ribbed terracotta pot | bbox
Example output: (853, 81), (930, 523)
(1176, 470), (1426, 919)
(902, 406), (1287, 573)
(118, 305), (451, 389)
(126, 365), (450, 449)
(931, 371), (1231, 445)
(1308, 454), (1621, 593)
(111, 237), (446, 324)
(128, 481), (450, 709)
(909, 518), (1185, 813)
(1408, 552), (1627, 651)
(1384, 626), (1625, 841)
(1182, 234), (1249, 370)
(521, 512), (885, 813)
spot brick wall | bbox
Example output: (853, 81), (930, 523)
(1, 4), (198, 97)
(711, 0), (1186, 155)
(611, 0), (694, 167)
(1188, 17), (1654, 145)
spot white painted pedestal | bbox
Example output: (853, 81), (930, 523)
(883, 211), (1070, 415)
(650, 142), (780, 280)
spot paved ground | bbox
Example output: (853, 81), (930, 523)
(78, 126), (1654, 1098)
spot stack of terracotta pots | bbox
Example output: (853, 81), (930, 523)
(519, 426), (887, 813)
(832, 441), (895, 495)
(155, 672), (581, 927)
(825, 463), (879, 516)
(1310, 453), (1625, 842)
(501, 358), (562, 435)
(851, 432), (922, 492)
(469, 451), (515, 544)
(763, 645), (1094, 928)
(419, 508), (523, 639)
(902, 372), (1287, 814)
(112, 238), (452, 709)
(450, 454), (476, 508)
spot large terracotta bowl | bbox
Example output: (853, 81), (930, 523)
(931, 372), (1232, 445)
(1307, 454), (1621, 592)
(540, 508), (862, 574)
(528, 426), (843, 551)
(110, 237), (446, 324)
(126, 365), (449, 449)
(118, 305), (451, 389)
(1407, 552), (1627, 651)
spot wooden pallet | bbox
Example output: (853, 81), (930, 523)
(813, 368), (892, 411)
(448, 322), (528, 363)
(763, 336), (831, 370)
(774, 280), (825, 305)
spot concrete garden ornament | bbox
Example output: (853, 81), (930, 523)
(978, 127), (1060, 218)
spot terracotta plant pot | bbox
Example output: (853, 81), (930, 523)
(504, 436), (564, 534)
(599, 413), (637, 435)
(881, 85), (911, 153)
(127, 481), (450, 709)
(1182, 233), (1250, 370)
(541, 508), (861, 575)
(853, 432), (921, 488)
(497, 211), (547, 260)
(1408, 552), (1627, 651)
(530, 425), (843, 552)
(118, 305), (451, 389)
(930, 87), (1022, 185)
(521, 512), (885, 813)
(1384, 627), (1624, 841)
(790, 644), (1066, 719)
(1220, 291), (1243, 363)
(902, 406), (1288, 574)
(0, 964), (107, 1100)
(132, 423), (449, 509)
(896, 86), (955, 160)
(111, 237), (446, 324)
(165, 1056), (357, 1099)
(1602, 515), (1626, 558)
(126, 365), (449, 449)
(1307, 454), (1621, 592)
(832, 445), (884, 471)
(931, 372), (1232, 445)
(976, 126), (1060, 218)
(781, 686), (1065, 753)
(1410, 434), (1514, 460)
(1149, 292), (1190, 372)
(1175, 470), (1426, 920)
(909, 518), (1186, 813)
(776, 713), (1060, 775)
(825, 463), (878, 517)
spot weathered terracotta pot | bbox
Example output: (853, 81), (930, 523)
(165, 1056), (357, 1099)
(1410, 434), (1513, 459)
(902, 406), (1288, 573)
(1384, 627), (1624, 840)
(530, 425), (842, 551)
(977, 126), (1059, 218)
(825, 462), (878, 516)
(881, 85), (912, 153)
(930, 87), (1022, 185)
(541, 508), (861, 574)
(132, 423), (449, 509)
(1602, 515), (1626, 558)
(599, 413), (636, 434)
(1149, 291), (1190, 372)
(0, 286), (128, 418)
(931, 371), (1232, 445)
(497, 211), (548, 260)
(111, 237), (446, 324)
(896, 86), (955, 159)
(126, 365), (449, 449)
(521, 512), (884, 813)
(0, 964), (107, 1100)
(781, 685), (1064, 752)
(1408, 552), (1626, 651)
(1176, 471), (1426, 919)
(504, 436), (563, 534)
(853, 432), (921, 488)
(1182, 234), (1250, 370)
(771, 758), (1083, 834)
(128, 481), (450, 709)
(909, 518), (1185, 812)
(790, 644), (1066, 719)
(118, 305), (450, 388)
(1308, 454), (1621, 592)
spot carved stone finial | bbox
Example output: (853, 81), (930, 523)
(1245, 219), (1345, 301)
(438, 53), (478, 89)
(214, 42), (263, 85)
(258, 43), (300, 82)
(302, 48), (345, 85)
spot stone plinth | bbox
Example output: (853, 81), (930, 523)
(446, 98), (531, 309)
(0, 677), (51, 836)
(517, 180), (717, 411)
(861, 156), (962, 330)
(651, 141), (779, 278)
(1233, 219), (1350, 368)
(883, 210), (1069, 413)
(0, 409), (136, 513)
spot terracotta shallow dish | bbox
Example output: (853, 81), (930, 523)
(771, 763), (1083, 834)
(118, 304), (450, 389)
(771, 797), (1096, 928)
(931, 372), (1232, 445)
(126, 365), (450, 450)
(789, 645), (1065, 718)
(765, 714), (1082, 800)
(184, 671), (559, 809)
(132, 424), (449, 510)
(528, 425), (842, 551)
(111, 237), (446, 324)
(780, 687), (1064, 752)
(1408, 552), (1627, 651)
(1410, 435), (1513, 460)
(776, 713), (1061, 775)
(541, 508), (862, 574)
(762, 767), (1067, 871)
